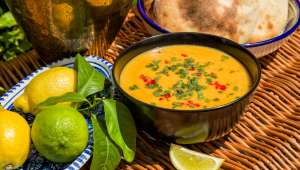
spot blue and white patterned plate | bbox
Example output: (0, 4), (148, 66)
(0, 56), (113, 170)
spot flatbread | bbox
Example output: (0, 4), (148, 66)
(153, 0), (288, 43)
(248, 0), (288, 43)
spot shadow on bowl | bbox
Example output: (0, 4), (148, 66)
(113, 33), (261, 143)
(137, 0), (300, 58)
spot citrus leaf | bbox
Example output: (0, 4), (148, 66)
(34, 92), (87, 109)
(103, 99), (137, 162)
(91, 115), (121, 170)
(75, 54), (105, 97)
(0, 12), (17, 29)
(0, 86), (6, 95)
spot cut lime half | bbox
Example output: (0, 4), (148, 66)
(170, 144), (224, 170)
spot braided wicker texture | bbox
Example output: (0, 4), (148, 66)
(0, 11), (300, 170)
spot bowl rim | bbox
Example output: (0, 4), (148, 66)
(137, 0), (300, 48)
(113, 32), (261, 113)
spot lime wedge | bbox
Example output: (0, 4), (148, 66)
(175, 122), (209, 144)
(170, 144), (224, 170)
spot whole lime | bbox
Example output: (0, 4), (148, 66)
(31, 106), (89, 163)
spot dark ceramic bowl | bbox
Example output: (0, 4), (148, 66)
(113, 33), (261, 143)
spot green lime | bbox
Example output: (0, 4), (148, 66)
(175, 122), (209, 144)
(31, 106), (89, 163)
(170, 144), (224, 170)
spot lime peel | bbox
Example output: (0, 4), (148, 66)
(170, 144), (224, 170)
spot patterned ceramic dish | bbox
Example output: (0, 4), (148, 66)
(0, 56), (113, 170)
(137, 0), (300, 58)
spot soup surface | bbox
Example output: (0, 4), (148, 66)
(120, 45), (252, 110)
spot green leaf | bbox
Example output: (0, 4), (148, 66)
(133, 0), (137, 5)
(91, 115), (121, 170)
(0, 12), (17, 29)
(75, 54), (105, 97)
(103, 99), (137, 162)
(0, 86), (6, 95)
(34, 92), (88, 109)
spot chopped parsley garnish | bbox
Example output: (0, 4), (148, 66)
(146, 83), (158, 89)
(139, 54), (238, 109)
(183, 57), (196, 69)
(221, 55), (230, 61)
(159, 67), (170, 76)
(150, 102), (157, 106)
(213, 98), (220, 102)
(206, 78), (213, 83)
(176, 68), (188, 78)
(129, 85), (139, 91)
(233, 86), (239, 91)
(172, 102), (183, 109)
(171, 57), (177, 62)
(146, 60), (161, 71)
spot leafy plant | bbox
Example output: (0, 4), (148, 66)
(0, 3), (31, 61)
(35, 54), (137, 170)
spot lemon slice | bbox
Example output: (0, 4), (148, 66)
(170, 144), (224, 170)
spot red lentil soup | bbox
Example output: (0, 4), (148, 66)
(120, 45), (252, 110)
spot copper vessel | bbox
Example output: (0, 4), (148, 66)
(6, 0), (132, 62)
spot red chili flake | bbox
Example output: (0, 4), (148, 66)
(197, 73), (202, 77)
(180, 102), (185, 105)
(164, 93), (172, 98)
(159, 98), (164, 101)
(219, 85), (226, 91)
(189, 67), (196, 71)
(148, 79), (156, 85)
(139, 74), (148, 82)
(164, 60), (170, 64)
(187, 100), (193, 104)
(194, 104), (201, 107)
(181, 53), (188, 57)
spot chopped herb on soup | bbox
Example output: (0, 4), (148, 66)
(120, 45), (252, 110)
(129, 85), (139, 91)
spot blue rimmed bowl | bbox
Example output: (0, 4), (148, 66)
(137, 0), (300, 58)
(0, 56), (113, 170)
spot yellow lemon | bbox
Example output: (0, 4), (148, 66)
(14, 67), (77, 114)
(0, 107), (30, 169)
(53, 3), (74, 31)
(86, 0), (113, 7)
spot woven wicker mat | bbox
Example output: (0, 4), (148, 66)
(1, 11), (300, 170)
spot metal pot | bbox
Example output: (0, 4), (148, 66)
(6, 0), (132, 62)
